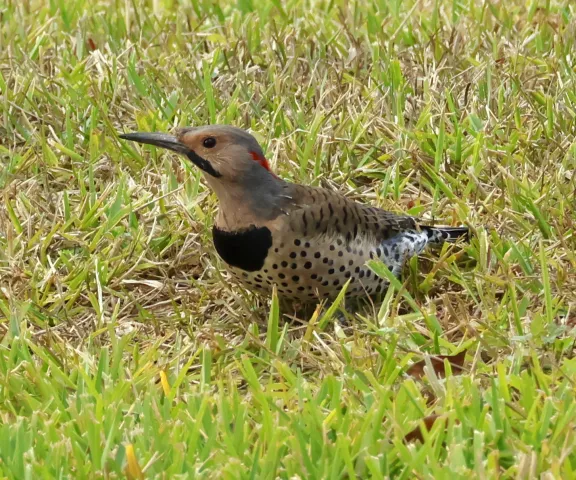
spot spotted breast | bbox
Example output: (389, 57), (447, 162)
(212, 184), (466, 301)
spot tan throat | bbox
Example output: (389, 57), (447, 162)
(204, 176), (282, 231)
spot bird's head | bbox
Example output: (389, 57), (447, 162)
(119, 125), (285, 227)
(119, 125), (274, 181)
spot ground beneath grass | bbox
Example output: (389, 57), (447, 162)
(1, 0), (576, 478)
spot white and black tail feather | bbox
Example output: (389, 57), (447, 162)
(421, 225), (469, 244)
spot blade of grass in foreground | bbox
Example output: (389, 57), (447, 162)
(318, 279), (351, 330)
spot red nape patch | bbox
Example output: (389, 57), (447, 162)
(250, 151), (271, 171)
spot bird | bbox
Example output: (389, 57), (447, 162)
(119, 125), (469, 302)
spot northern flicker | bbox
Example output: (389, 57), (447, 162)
(120, 125), (469, 301)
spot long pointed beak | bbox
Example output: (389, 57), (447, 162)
(119, 132), (190, 155)
(118, 131), (222, 178)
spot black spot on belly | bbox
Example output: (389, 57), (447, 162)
(212, 225), (272, 272)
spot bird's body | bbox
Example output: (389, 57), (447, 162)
(211, 182), (465, 301)
(120, 125), (469, 301)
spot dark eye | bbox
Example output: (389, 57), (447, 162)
(203, 137), (217, 148)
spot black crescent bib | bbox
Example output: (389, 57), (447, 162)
(212, 225), (273, 272)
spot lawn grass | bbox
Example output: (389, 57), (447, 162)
(1, 0), (576, 477)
